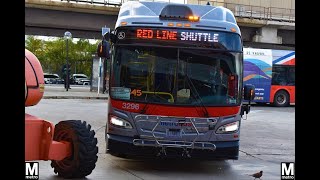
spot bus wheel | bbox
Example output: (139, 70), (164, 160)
(273, 90), (289, 107)
(51, 120), (98, 178)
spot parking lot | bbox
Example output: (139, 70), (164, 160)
(25, 97), (294, 180)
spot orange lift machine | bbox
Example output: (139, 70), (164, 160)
(25, 49), (98, 178)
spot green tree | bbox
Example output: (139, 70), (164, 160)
(71, 39), (99, 76)
(44, 38), (67, 75)
(25, 36), (46, 66)
(25, 35), (99, 78)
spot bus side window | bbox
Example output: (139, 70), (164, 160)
(272, 72), (280, 85)
(272, 66), (286, 85)
(272, 65), (295, 86)
(288, 67), (295, 85)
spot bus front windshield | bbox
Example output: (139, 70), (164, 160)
(111, 46), (243, 106)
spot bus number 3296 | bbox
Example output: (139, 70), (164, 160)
(122, 103), (140, 110)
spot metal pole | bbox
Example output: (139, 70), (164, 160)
(98, 57), (102, 94)
(66, 39), (69, 91)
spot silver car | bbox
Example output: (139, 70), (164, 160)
(44, 73), (64, 84)
(72, 74), (90, 85)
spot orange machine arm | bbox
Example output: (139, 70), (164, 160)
(25, 49), (71, 161)
(25, 49), (45, 107)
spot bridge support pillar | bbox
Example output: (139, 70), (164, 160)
(252, 26), (282, 44)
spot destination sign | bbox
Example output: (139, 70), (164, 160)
(136, 29), (219, 42)
(115, 27), (242, 51)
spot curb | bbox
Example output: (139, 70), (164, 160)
(43, 96), (108, 100)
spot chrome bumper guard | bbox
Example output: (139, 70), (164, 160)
(133, 139), (216, 151)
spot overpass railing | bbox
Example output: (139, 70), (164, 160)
(197, 0), (294, 22)
(58, 0), (124, 7)
(55, 0), (294, 22)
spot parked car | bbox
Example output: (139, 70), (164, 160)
(44, 73), (64, 84)
(71, 74), (90, 85)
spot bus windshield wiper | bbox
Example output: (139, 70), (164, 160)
(184, 73), (210, 117)
(139, 65), (161, 114)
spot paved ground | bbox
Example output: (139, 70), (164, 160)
(25, 85), (295, 180)
(43, 84), (108, 99)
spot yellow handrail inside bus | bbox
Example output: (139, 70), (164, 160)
(142, 91), (174, 103)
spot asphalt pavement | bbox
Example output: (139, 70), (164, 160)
(25, 99), (295, 180)
(43, 84), (108, 99)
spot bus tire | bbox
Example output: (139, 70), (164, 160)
(273, 90), (289, 107)
(51, 120), (98, 178)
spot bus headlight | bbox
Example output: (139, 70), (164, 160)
(216, 121), (239, 133)
(109, 116), (133, 129)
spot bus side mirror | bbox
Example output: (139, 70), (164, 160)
(244, 84), (255, 101)
(110, 32), (117, 43)
(241, 84), (255, 117)
(97, 40), (110, 58)
(103, 31), (116, 43)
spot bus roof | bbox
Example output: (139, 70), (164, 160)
(115, 1), (241, 35)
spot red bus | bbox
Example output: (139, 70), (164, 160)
(98, 1), (255, 160)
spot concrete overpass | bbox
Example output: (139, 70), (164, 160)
(25, 0), (120, 39)
(25, 0), (295, 49)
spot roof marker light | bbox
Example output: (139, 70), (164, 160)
(231, 28), (236, 32)
(168, 22), (174, 27)
(193, 16), (199, 21)
(121, 22), (127, 26)
(184, 23), (191, 27)
(188, 16), (199, 22)
(176, 23), (183, 27)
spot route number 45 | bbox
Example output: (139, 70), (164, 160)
(131, 89), (142, 96)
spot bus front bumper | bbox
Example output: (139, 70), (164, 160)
(106, 134), (239, 160)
